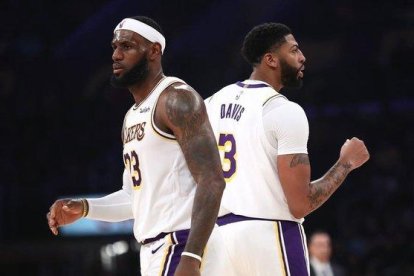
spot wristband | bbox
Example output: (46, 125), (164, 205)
(80, 199), (89, 217)
(181, 252), (202, 262)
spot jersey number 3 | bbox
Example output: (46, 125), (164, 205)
(123, 150), (142, 188)
(218, 133), (236, 181)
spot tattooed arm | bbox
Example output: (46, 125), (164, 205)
(278, 138), (369, 218)
(156, 83), (225, 268)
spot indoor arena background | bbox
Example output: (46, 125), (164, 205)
(0, 0), (412, 275)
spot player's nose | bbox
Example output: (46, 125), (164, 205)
(112, 48), (123, 61)
(298, 49), (306, 64)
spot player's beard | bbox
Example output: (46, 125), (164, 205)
(280, 58), (303, 89)
(110, 57), (149, 88)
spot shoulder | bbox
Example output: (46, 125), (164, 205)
(264, 97), (306, 117)
(161, 82), (204, 111)
(262, 96), (309, 142)
(165, 81), (198, 95)
(156, 76), (196, 100)
(157, 81), (206, 128)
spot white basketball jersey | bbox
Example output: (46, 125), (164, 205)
(122, 76), (196, 242)
(206, 80), (304, 223)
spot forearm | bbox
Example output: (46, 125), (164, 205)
(306, 159), (352, 214)
(184, 178), (224, 256)
(281, 139), (368, 219)
(161, 86), (225, 256)
(86, 190), (133, 222)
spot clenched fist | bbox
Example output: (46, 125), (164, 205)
(339, 137), (370, 170)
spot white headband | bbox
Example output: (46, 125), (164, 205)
(114, 18), (166, 54)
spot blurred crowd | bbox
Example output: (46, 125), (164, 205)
(0, 0), (412, 275)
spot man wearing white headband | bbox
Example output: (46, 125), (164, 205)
(114, 17), (166, 54)
(47, 16), (226, 276)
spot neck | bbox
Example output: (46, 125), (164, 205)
(249, 67), (283, 92)
(129, 68), (164, 105)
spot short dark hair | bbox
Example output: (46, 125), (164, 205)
(241, 23), (292, 66)
(130, 15), (164, 36)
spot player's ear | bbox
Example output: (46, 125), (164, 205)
(148, 42), (162, 60)
(263, 53), (279, 68)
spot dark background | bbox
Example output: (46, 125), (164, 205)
(0, 0), (413, 275)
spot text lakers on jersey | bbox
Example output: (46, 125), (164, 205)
(123, 122), (147, 144)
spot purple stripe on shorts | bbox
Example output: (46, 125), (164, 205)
(235, 81), (270, 88)
(280, 221), (309, 276)
(163, 229), (190, 276)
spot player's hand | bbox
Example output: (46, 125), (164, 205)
(174, 256), (201, 276)
(339, 137), (370, 170)
(46, 199), (84, 235)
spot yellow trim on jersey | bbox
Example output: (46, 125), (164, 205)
(274, 222), (287, 276)
(150, 80), (187, 141)
(124, 77), (166, 144)
(151, 124), (177, 141)
(150, 103), (176, 141)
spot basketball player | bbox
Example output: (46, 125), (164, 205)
(46, 16), (225, 276)
(205, 23), (370, 275)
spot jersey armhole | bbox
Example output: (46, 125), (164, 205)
(150, 80), (185, 140)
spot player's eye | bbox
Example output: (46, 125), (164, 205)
(121, 44), (132, 50)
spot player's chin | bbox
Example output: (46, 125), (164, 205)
(111, 73), (126, 83)
(113, 68), (124, 76)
